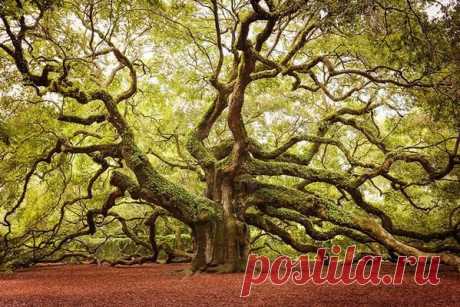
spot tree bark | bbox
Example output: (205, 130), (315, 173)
(190, 177), (249, 272)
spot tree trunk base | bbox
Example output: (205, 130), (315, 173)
(190, 219), (248, 273)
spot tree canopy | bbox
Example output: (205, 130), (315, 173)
(0, 0), (459, 272)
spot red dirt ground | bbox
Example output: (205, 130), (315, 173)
(0, 263), (458, 306)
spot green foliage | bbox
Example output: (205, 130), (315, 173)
(0, 0), (458, 268)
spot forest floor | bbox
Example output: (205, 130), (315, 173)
(0, 263), (458, 306)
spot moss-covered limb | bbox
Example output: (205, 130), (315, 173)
(393, 152), (459, 181)
(245, 212), (319, 254)
(0, 4), (174, 245)
(57, 114), (107, 126)
(144, 209), (168, 261)
(244, 157), (354, 189)
(241, 180), (362, 233)
(85, 82), (223, 225)
(0, 5), (54, 85)
(352, 150), (460, 187)
(196, 94), (230, 140)
(39, 253), (98, 264)
(248, 135), (339, 160)
(248, 135), (375, 169)
(186, 94), (230, 170)
(210, 139), (234, 160)
(106, 212), (152, 252)
(162, 245), (193, 264)
(405, 242), (460, 254)
(109, 255), (157, 266)
(243, 156), (458, 241)
(242, 179), (460, 264)
(2, 252), (98, 270)
(4, 14), (124, 134)
(1, 3), (136, 108)
(250, 132), (459, 190)
(252, 181), (460, 248)
(260, 195), (460, 267)
(260, 206), (373, 244)
(110, 170), (220, 226)
(332, 207), (460, 265)
(349, 214), (460, 267)
(347, 188), (460, 242)
(258, 101), (382, 168)
(239, 178), (324, 217)
(186, 130), (217, 170)
(94, 91), (223, 226)
(61, 142), (122, 158)
(287, 98), (379, 169)
(94, 71), (223, 230)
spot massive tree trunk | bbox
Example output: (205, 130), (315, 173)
(191, 217), (248, 272)
(108, 135), (250, 272)
(191, 175), (249, 272)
